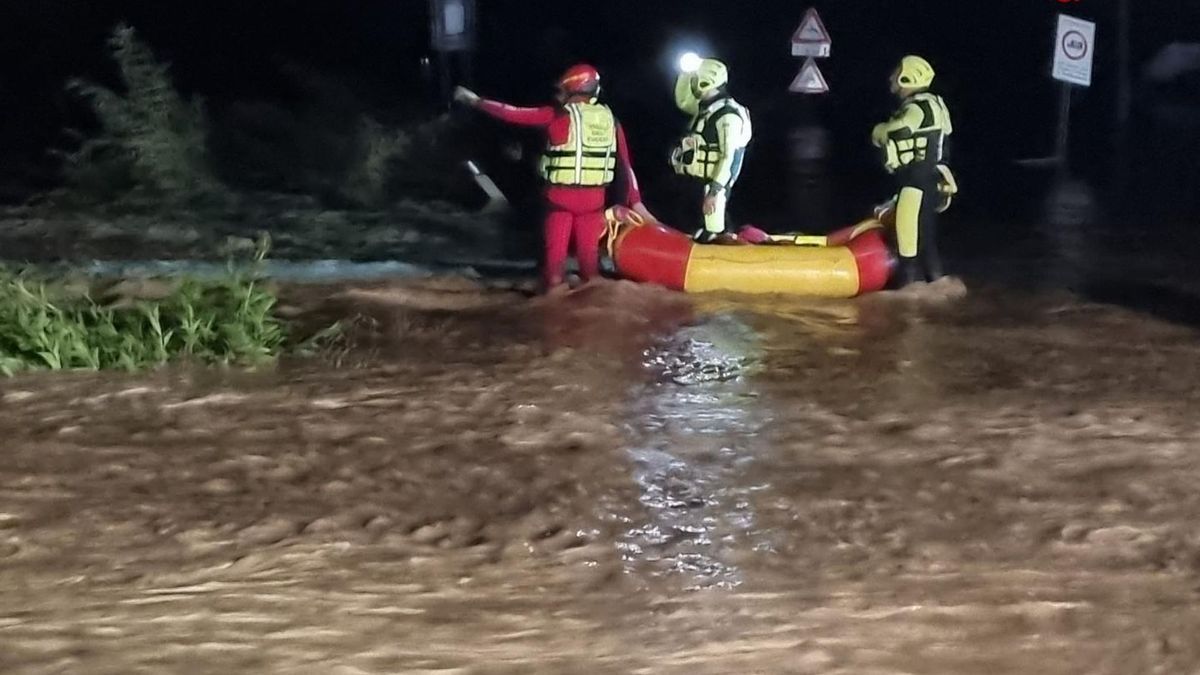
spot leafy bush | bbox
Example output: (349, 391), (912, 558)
(0, 239), (334, 376)
(56, 24), (221, 208)
(342, 117), (413, 207)
(52, 24), (474, 213)
(210, 74), (473, 208)
(30, 23), (494, 261)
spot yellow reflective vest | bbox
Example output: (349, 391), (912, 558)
(540, 102), (618, 186)
(671, 96), (752, 189)
(872, 91), (953, 174)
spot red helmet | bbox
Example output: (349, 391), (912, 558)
(557, 64), (601, 97)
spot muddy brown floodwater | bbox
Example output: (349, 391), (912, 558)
(4, 275), (1200, 674)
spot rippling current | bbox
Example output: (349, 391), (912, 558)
(3, 272), (1200, 673)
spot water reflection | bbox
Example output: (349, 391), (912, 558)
(1040, 177), (1098, 291)
(620, 314), (769, 589)
(1036, 176), (1200, 329)
(614, 297), (953, 591)
(787, 124), (833, 232)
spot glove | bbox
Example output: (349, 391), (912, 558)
(453, 86), (480, 107)
(870, 123), (888, 148)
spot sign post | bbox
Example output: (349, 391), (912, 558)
(1050, 13), (1096, 177)
(1115, 0), (1131, 197)
(787, 8), (833, 229)
(429, 0), (476, 105)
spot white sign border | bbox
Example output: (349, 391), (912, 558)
(1052, 13), (1096, 87)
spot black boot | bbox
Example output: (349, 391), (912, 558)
(921, 243), (945, 282)
(896, 258), (921, 288)
(923, 258), (944, 283)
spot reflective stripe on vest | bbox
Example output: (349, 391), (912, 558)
(671, 97), (750, 183)
(885, 93), (952, 171)
(541, 102), (617, 186)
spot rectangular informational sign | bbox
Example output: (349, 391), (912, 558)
(1052, 13), (1096, 86)
(429, 0), (475, 52)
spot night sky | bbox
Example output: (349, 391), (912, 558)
(3, 1), (1199, 221)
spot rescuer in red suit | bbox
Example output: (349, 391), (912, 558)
(454, 64), (658, 293)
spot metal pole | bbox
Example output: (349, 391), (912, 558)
(438, 51), (453, 109)
(1055, 82), (1072, 181)
(460, 48), (474, 87)
(1115, 0), (1131, 196)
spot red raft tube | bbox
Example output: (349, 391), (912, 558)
(603, 207), (896, 297)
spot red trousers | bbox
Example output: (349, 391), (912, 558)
(542, 185), (607, 290)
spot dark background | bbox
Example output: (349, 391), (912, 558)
(3, 0), (1199, 229)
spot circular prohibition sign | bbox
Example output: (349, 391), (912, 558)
(1061, 30), (1089, 61)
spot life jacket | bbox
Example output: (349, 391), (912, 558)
(540, 102), (618, 187)
(881, 92), (953, 173)
(671, 95), (752, 183)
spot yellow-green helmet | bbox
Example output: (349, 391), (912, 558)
(691, 58), (729, 97)
(896, 55), (935, 89)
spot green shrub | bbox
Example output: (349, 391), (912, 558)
(0, 240), (333, 376)
(56, 24), (221, 208)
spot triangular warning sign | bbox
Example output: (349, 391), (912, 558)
(792, 8), (831, 45)
(789, 58), (830, 94)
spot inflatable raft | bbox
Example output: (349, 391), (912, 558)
(604, 208), (896, 297)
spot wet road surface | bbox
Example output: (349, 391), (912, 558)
(3, 275), (1200, 673)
